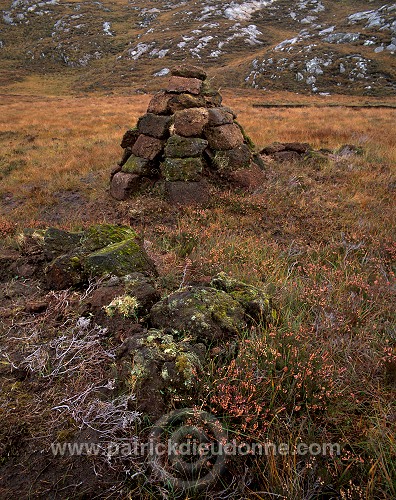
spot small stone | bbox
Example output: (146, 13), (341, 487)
(174, 108), (209, 137)
(147, 91), (172, 115)
(132, 135), (164, 160)
(84, 239), (156, 278)
(205, 124), (244, 150)
(167, 76), (203, 95)
(273, 151), (301, 162)
(110, 172), (141, 200)
(260, 143), (286, 155)
(121, 128), (139, 149)
(121, 155), (155, 176)
(284, 142), (311, 154)
(43, 227), (83, 260)
(208, 107), (234, 126)
(165, 135), (208, 158)
(168, 93), (206, 113)
(161, 157), (203, 181)
(171, 65), (207, 80)
(165, 180), (210, 205)
(137, 113), (171, 139)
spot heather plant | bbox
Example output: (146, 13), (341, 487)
(208, 325), (339, 441)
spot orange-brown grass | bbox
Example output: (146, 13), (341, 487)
(0, 90), (395, 498)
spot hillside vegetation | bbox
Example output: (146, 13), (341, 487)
(0, 0), (395, 95)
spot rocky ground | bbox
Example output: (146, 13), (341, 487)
(0, 0), (395, 95)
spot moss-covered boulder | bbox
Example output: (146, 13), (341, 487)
(84, 239), (156, 277)
(210, 272), (278, 325)
(150, 286), (246, 344)
(116, 329), (206, 416)
(81, 224), (138, 252)
(161, 157), (203, 182)
(43, 227), (83, 260)
(164, 135), (208, 158)
(121, 155), (154, 176)
(45, 224), (156, 290)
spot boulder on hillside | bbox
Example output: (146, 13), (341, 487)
(116, 329), (206, 416)
(150, 286), (246, 344)
(44, 224), (156, 290)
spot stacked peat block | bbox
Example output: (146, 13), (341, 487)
(110, 65), (264, 204)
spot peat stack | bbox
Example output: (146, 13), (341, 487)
(110, 65), (264, 204)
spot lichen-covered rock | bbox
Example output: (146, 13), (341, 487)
(84, 273), (160, 319)
(137, 113), (171, 139)
(150, 286), (246, 343)
(164, 135), (208, 158)
(174, 107), (209, 137)
(116, 329), (206, 416)
(213, 144), (252, 172)
(45, 224), (157, 289)
(121, 155), (154, 176)
(210, 272), (277, 325)
(161, 157), (203, 181)
(168, 93), (206, 113)
(84, 239), (156, 278)
(81, 224), (138, 252)
(43, 227), (83, 260)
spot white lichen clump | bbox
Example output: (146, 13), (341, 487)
(104, 295), (139, 318)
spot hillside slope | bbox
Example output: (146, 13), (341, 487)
(0, 0), (395, 94)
